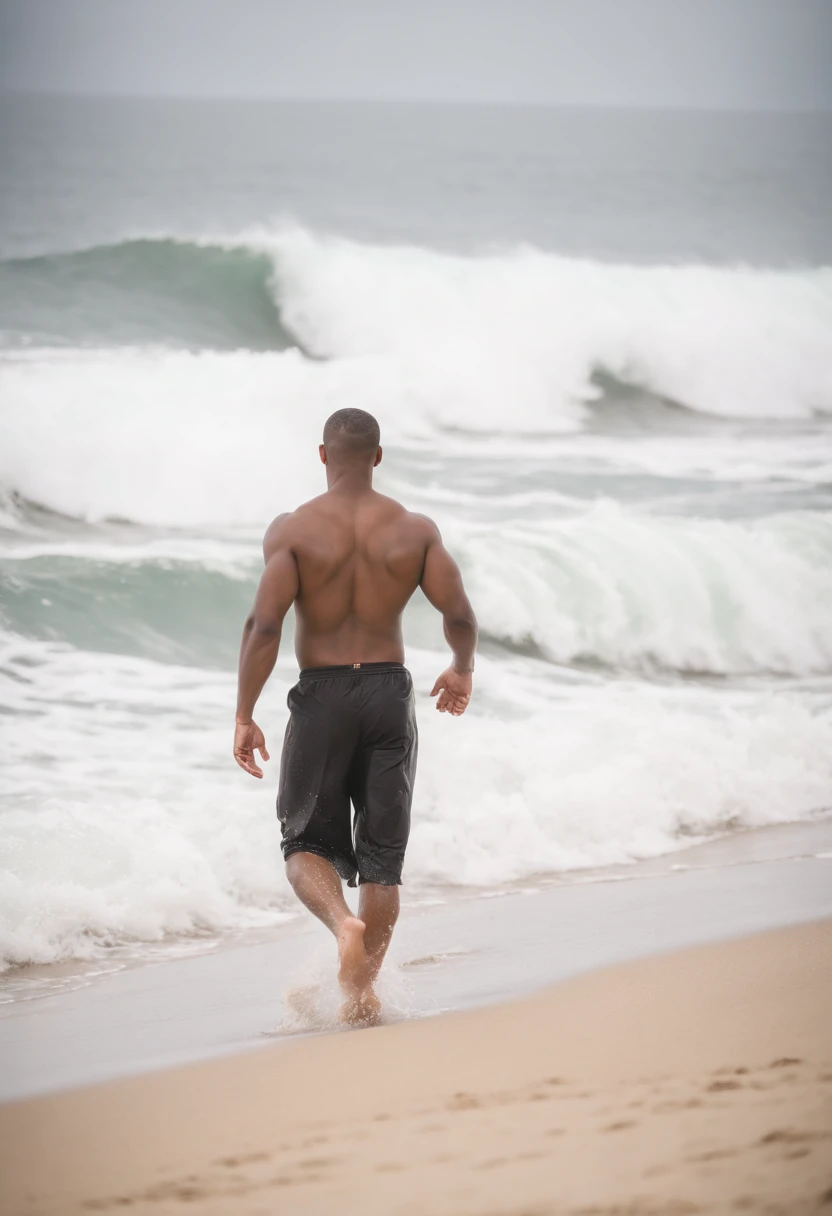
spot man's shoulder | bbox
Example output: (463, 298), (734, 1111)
(379, 502), (444, 555)
(372, 493), (438, 535)
(261, 494), (340, 558)
(262, 508), (304, 561)
(263, 509), (295, 533)
(403, 509), (441, 541)
(263, 493), (330, 534)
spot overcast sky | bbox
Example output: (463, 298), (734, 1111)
(1, 0), (830, 111)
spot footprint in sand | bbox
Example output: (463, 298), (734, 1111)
(759, 1127), (830, 1145)
(216, 1152), (269, 1168)
(447, 1092), (482, 1111)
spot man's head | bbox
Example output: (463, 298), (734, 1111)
(320, 408), (382, 472)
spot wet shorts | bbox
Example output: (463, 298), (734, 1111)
(277, 662), (418, 886)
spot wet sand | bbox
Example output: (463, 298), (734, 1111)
(1, 918), (830, 1215)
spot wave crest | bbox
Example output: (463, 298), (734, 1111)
(2, 505), (831, 677)
(453, 504), (832, 676)
(267, 226), (832, 425)
(2, 227), (831, 426)
(0, 238), (296, 351)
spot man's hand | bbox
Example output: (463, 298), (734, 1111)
(233, 720), (270, 778)
(430, 667), (472, 716)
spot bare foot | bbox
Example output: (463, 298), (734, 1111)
(337, 916), (369, 999)
(356, 987), (383, 1025)
(339, 987), (383, 1027)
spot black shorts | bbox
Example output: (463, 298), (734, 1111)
(277, 662), (418, 886)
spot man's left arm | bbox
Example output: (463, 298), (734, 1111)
(234, 534), (299, 778)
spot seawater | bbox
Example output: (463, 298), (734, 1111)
(1, 98), (831, 974)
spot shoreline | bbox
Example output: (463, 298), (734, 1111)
(3, 813), (829, 1008)
(2, 919), (830, 1214)
(1, 817), (831, 1104)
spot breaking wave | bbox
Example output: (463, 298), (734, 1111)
(2, 632), (831, 971)
(1, 227), (830, 427)
(2, 505), (831, 677)
(0, 238), (296, 351)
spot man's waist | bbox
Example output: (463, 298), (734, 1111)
(298, 661), (408, 681)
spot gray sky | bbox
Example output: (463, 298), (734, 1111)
(1, 0), (830, 111)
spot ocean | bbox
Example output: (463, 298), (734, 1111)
(1, 96), (831, 979)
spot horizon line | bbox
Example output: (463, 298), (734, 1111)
(1, 88), (830, 117)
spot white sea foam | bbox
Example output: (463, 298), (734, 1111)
(0, 347), (323, 526)
(0, 634), (298, 971)
(7, 225), (832, 432)
(2, 230), (831, 523)
(2, 227), (831, 527)
(447, 504), (832, 675)
(263, 226), (832, 425)
(2, 351), (831, 677)
(409, 660), (832, 886)
(2, 501), (830, 675)
(0, 535), (257, 571)
(1, 634), (830, 971)
(1, 345), (830, 529)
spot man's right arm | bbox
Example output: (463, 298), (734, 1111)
(234, 518), (299, 776)
(418, 519), (478, 716)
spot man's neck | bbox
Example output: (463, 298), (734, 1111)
(325, 466), (374, 494)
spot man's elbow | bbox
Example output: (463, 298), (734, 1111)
(252, 618), (282, 639)
(447, 607), (477, 634)
(244, 613), (282, 641)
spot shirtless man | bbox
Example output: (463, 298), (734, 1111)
(233, 407), (477, 1024)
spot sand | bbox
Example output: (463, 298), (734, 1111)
(1, 919), (830, 1215)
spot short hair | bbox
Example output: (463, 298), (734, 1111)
(322, 408), (380, 458)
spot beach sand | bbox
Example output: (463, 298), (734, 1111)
(1, 919), (830, 1215)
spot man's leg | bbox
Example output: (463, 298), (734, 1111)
(351, 669), (415, 994)
(358, 882), (400, 983)
(285, 851), (377, 1021)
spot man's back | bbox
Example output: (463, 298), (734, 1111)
(263, 487), (434, 670)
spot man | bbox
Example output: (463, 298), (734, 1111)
(234, 407), (477, 1024)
